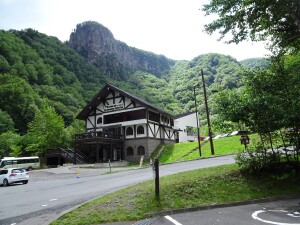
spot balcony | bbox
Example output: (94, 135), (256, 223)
(75, 131), (123, 142)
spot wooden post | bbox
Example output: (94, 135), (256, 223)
(154, 159), (159, 200)
(74, 147), (77, 165)
(58, 148), (61, 166)
(96, 141), (99, 163)
(108, 159), (111, 173)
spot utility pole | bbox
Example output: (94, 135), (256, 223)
(193, 85), (202, 157)
(201, 69), (215, 155)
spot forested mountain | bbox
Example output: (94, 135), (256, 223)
(0, 29), (108, 133)
(0, 22), (267, 157)
(240, 58), (271, 69)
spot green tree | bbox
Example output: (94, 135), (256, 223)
(0, 74), (37, 133)
(64, 119), (85, 149)
(214, 88), (249, 127)
(0, 110), (15, 133)
(0, 131), (21, 158)
(202, 0), (300, 52)
(25, 102), (67, 156)
(215, 52), (300, 151)
(0, 55), (10, 73)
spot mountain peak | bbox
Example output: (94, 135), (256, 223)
(69, 21), (117, 63)
(68, 21), (175, 80)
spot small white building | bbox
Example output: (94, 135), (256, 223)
(174, 112), (198, 143)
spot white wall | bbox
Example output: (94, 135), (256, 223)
(175, 113), (198, 143)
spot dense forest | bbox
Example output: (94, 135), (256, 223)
(0, 26), (284, 158)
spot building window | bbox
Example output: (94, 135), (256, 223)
(137, 126), (144, 135)
(97, 117), (102, 124)
(104, 109), (146, 124)
(149, 111), (159, 123)
(170, 119), (174, 126)
(137, 146), (145, 155)
(126, 127), (133, 136)
(127, 147), (134, 156)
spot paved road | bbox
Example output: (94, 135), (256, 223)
(147, 198), (300, 225)
(0, 155), (235, 225)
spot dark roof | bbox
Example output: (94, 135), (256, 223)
(76, 83), (174, 120)
(174, 111), (196, 119)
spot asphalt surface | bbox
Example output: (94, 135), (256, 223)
(0, 155), (236, 225)
(81, 197), (300, 225)
(4, 156), (299, 225)
(145, 197), (300, 225)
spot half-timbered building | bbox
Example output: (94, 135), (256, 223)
(74, 83), (178, 163)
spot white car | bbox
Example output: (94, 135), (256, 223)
(213, 134), (222, 139)
(0, 168), (29, 187)
(228, 130), (249, 136)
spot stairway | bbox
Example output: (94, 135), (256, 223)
(46, 148), (87, 164)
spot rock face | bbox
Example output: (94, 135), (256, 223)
(69, 21), (175, 79)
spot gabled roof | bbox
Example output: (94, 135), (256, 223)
(76, 83), (174, 120)
(174, 111), (196, 119)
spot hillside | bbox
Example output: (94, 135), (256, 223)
(240, 57), (270, 69)
(0, 22), (267, 139)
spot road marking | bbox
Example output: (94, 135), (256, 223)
(42, 204), (48, 207)
(252, 210), (300, 225)
(10, 223), (17, 225)
(165, 215), (182, 225)
(49, 198), (57, 201)
(287, 212), (300, 218)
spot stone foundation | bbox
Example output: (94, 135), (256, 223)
(124, 138), (174, 162)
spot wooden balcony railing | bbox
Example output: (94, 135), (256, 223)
(75, 131), (123, 141)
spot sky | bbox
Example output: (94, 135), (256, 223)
(0, 0), (271, 61)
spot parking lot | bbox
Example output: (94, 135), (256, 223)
(28, 165), (138, 182)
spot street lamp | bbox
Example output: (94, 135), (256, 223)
(193, 85), (201, 157)
(201, 69), (215, 155)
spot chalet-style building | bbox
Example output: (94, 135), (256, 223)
(74, 83), (178, 163)
(174, 112), (198, 142)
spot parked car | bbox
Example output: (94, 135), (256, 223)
(229, 130), (249, 136)
(197, 136), (205, 141)
(213, 134), (222, 139)
(0, 168), (29, 187)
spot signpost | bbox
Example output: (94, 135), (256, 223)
(240, 135), (250, 150)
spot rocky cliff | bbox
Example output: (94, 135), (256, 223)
(69, 21), (175, 80)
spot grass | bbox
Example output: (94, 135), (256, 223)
(51, 163), (300, 225)
(158, 134), (258, 163)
